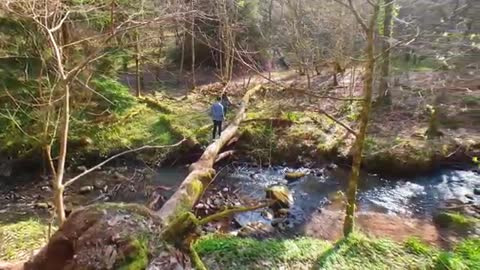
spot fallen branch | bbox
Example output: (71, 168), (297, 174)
(215, 150), (235, 164)
(242, 118), (295, 126)
(313, 109), (358, 137)
(287, 87), (365, 101)
(64, 139), (186, 187)
(198, 201), (271, 225)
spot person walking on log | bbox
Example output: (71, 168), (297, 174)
(210, 96), (225, 140)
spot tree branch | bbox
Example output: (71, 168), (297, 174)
(198, 201), (272, 225)
(64, 139), (186, 187)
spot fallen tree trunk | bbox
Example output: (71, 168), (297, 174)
(157, 84), (262, 224)
(6, 85), (263, 270)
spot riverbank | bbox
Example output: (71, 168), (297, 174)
(2, 70), (480, 179)
(195, 233), (480, 270)
(2, 219), (479, 270)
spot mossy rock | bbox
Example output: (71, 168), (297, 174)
(266, 185), (294, 209)
(284, 171), (306, 181)
(433, 211), (479, 231)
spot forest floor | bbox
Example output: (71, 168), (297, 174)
(1, 65), (480, 267)
(115, 63), (480, 175)
(1, 218), (479, 269)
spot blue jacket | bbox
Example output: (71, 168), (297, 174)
(211, 102), (225, 121)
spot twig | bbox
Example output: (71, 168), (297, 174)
(197, 201), (272, 225)
(64, 139), (186, 187)
(312, 110), (358, 137)
(215, 150), (235, 164)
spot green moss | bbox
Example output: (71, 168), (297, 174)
(434, 211), (479, 231)
(117, 238), (149, 270)
(195, 235), (331, 267)
(0, 219), (54, 261)
(435, 238), (480, 270)
(462, 96), (480, 107)
(404, 237), (435, 256)
(195, 233), (442, 270)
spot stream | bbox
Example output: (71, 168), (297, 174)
(1, 163), (479, 245)
(217, 165), (480, 221)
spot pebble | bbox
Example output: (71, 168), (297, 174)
(222, 187), (229, 193)
(93, 180), (106, 190)
(79, 186), (94, 194)
(271, 218), (284, 226)
(213, 198), (222, 206)
(326, 163), (338, 170)
(33, 202), (50, 209)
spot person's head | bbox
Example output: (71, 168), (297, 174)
(216, 96), (222, 101)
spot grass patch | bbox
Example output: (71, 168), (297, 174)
(196, 234), (480, 270)
(195, 235), (331, 269)
(436, 238), (480, 270)
(0, 219), (53, 261)
(71, 104), (180, 155)
(195, 233), (440, 270)
(462, 95), (480, 107)
(434, 211), (479, 231)
(316, 233), (435, 270)
(392, 56), (443, 73)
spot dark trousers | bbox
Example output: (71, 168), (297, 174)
(213, 120), (223, 139)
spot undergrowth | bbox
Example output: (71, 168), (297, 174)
(195, 233), (480, 270)
(0, 219), (53, 261)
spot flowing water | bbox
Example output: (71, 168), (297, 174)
(214, 165), (480, 233)
(1, 163), (479, 243)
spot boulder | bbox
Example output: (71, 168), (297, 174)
(474, 188), (480, 196)
(284, 171), (306, 182)
(266, 185), (294, 209)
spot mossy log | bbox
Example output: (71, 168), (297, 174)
(157, 85), (263, 225)
(4, 86), (263, 270)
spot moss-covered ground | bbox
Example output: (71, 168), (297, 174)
(195, 233), (480, 270)
(1, 218), (479, 269)
(0, 219), (54, 261)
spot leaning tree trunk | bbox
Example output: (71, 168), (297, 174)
(7, 85), (263, 270)
(378, 0), (394, 104)
(343, 7), (378, 237)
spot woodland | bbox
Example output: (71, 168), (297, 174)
(0, 0), (479, 269)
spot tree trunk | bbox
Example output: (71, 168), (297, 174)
(179, 30), (186, 84)
(378, 0), (394, 103)
(191, 0), (196, 89)
(135, 29), (142, 97)
(343, 7), (378, 237)
(53, 83), (70, 225)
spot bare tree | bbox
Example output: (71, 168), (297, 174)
(3, 0), (189, 224)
